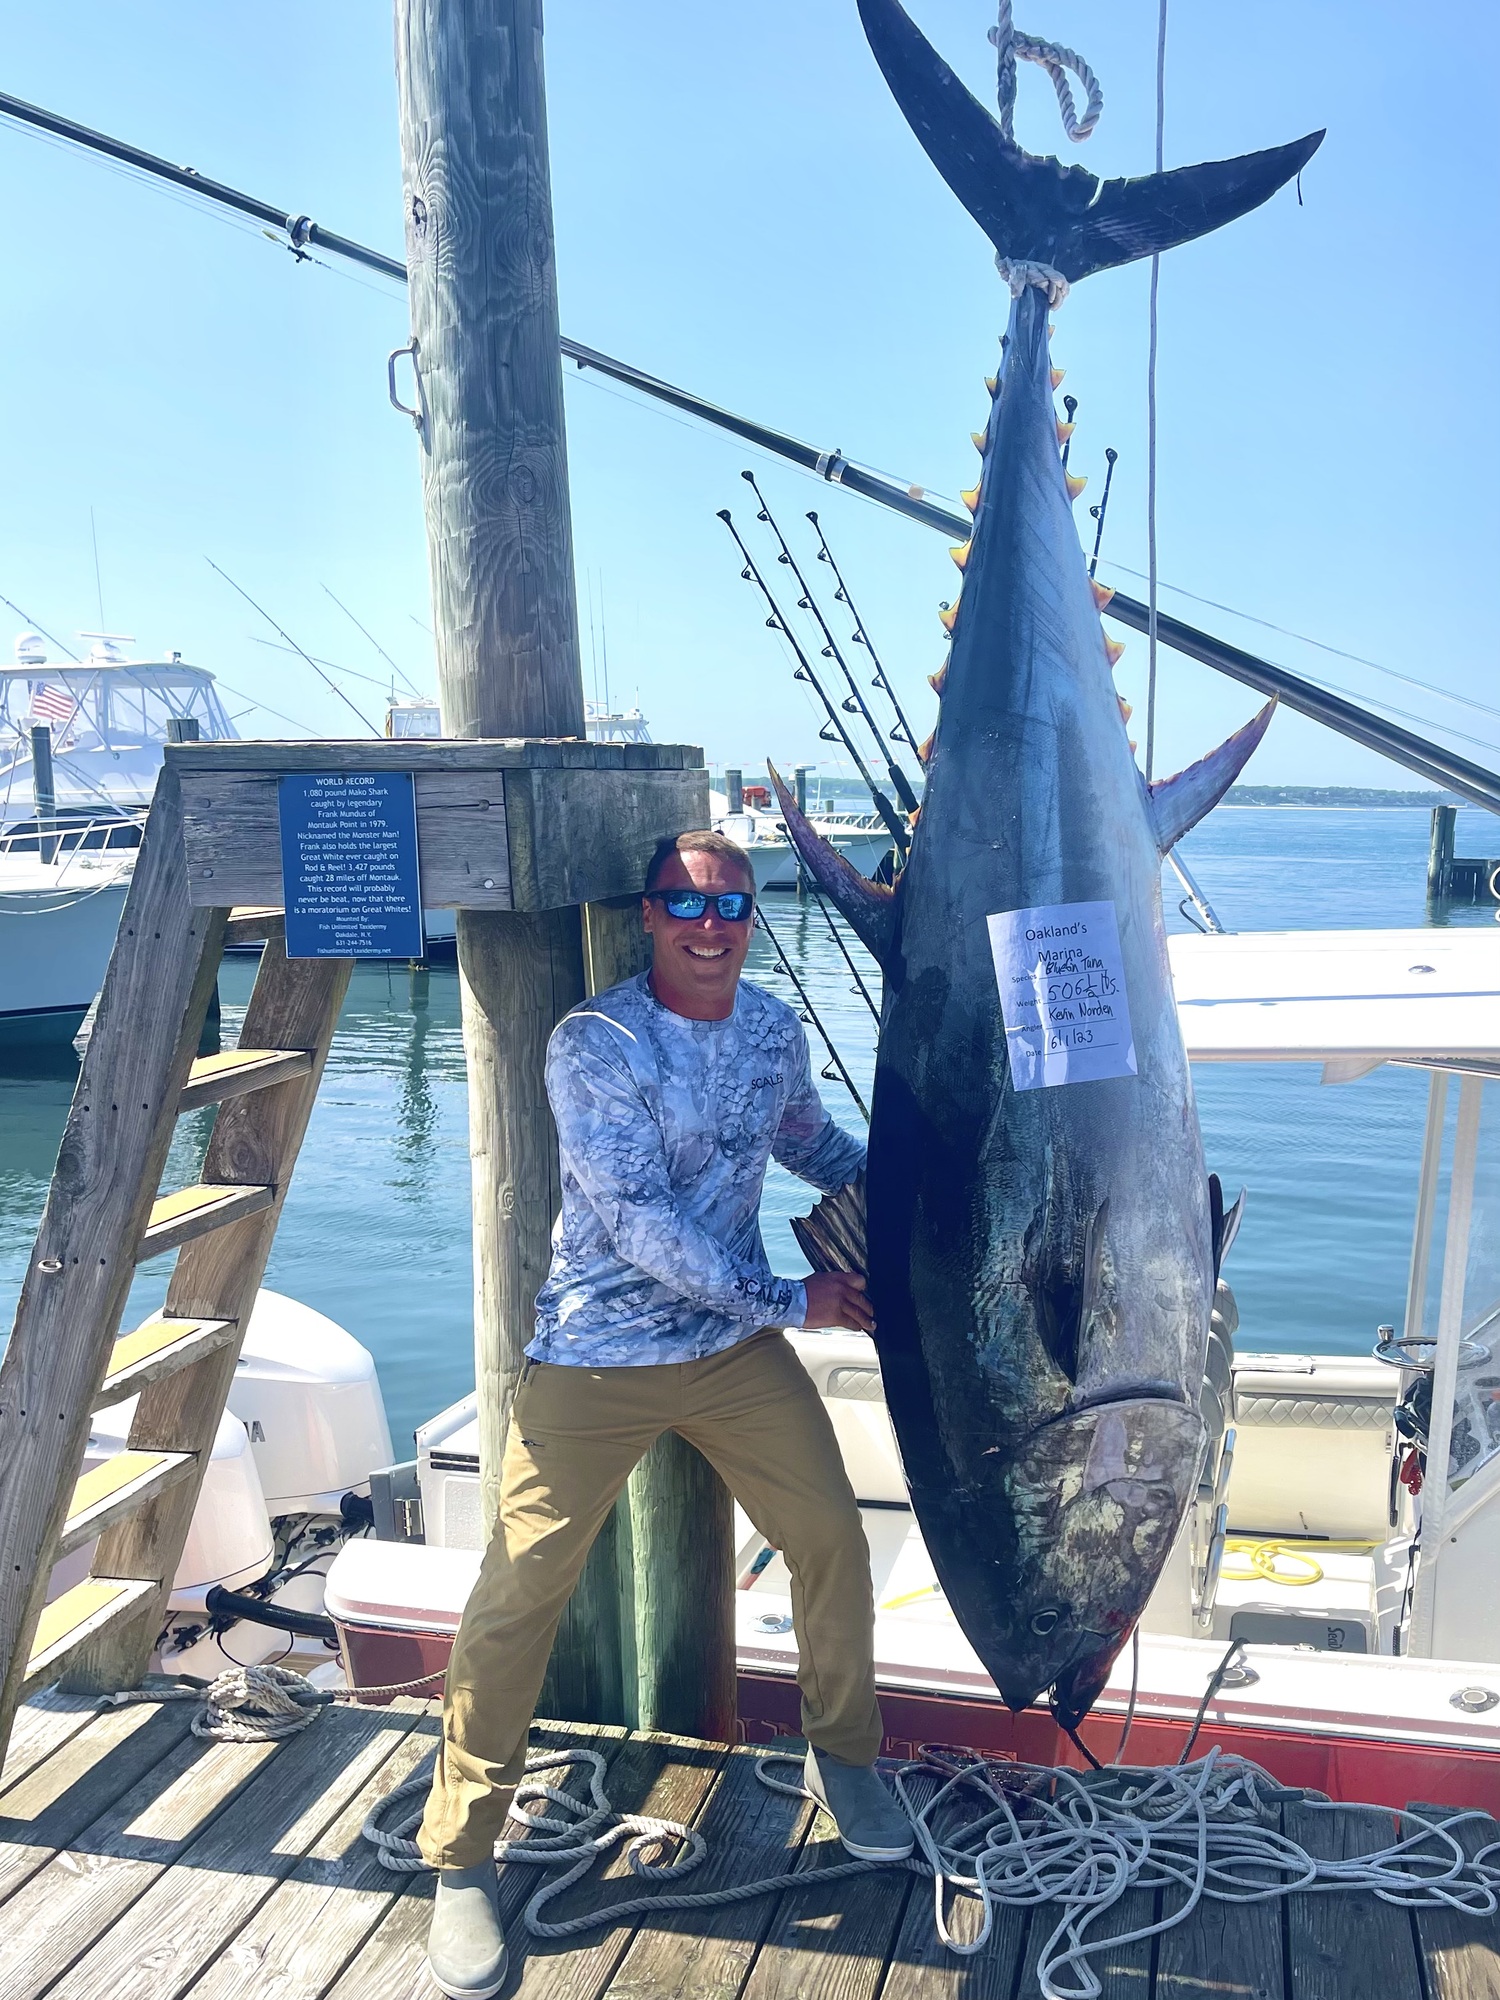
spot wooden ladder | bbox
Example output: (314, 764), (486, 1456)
(0, 765), (351, 1765)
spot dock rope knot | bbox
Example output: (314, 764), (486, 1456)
(103, 1663), (332, 1741)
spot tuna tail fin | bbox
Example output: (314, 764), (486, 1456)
(857, 0), (1323, 283)
(1148, 698), (1276, 854)
(767, 763), (897, 970)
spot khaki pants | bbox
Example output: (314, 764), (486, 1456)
(418, 1329), (882, 1867)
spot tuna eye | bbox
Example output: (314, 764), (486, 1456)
(1030, 1608), (1062, 1637)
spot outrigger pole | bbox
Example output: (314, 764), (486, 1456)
(5, 83), (1496, 815)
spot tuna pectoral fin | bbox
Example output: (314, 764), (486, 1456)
(1214, 1181), (1247, 1277)
(857, 0), (1322, 282)
(1148, 699), (1276, 854)
(1033, 1198), (1109, 1385)
(792, 1174), (868, 1278)
(767, 762), (897, 969)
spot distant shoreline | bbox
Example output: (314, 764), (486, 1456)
(1222, 786), (1465, 809)
(811, 785), (1468, 812)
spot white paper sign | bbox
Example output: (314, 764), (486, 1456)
(987, 900), (1137, 1091)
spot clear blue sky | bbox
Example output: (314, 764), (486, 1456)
(2, 2), (1496, 789)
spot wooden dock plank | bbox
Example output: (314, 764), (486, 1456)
(1155, 1888), (1284, 1999)
(739, 1795), (916, 2000)
(878, 1878), (1028, 2000)
(176, 1705), (440, 2000)
(1017, 1880), (1157, 2000)
(223, 906), (284, 946)
(1408, 1804), (1500, 2000)
(55, 1698), (424, 2000)
(322, 1719), (647, 2000)
(0, 1689), (104, 1795)
(0, 1709), (1481, 2000)
(0, 1700), (196, 1908)
(598, 1741), (817, 2000)
(0, 1720), (284, 2000)
(1284, 1798), (1426, 2000)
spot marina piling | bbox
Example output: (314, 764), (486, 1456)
(391, 0), (732, 1733)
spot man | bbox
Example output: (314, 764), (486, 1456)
(423, 828), (910, 2000)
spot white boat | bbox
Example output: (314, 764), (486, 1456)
(0, 633), (236, 821)
(710, 788), (892, 891)
(0, 822), (139, 1048)
(323, 924), (1500, 1805)
(0, 636), (236, 1048)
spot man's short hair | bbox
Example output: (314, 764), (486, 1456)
(644, 829), (755, 895)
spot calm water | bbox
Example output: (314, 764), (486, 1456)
(0, 807), (1494, 1451)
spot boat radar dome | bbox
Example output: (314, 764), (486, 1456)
(14, 632), (46, 666)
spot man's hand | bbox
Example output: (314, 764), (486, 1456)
(802, 1270), (875, 1334)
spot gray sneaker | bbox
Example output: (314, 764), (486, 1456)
(803, 1745), (914, 1861)
(428, 1861), (508, 1999)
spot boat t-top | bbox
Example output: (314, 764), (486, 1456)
(0, 632), (234, 825)
(0, 632), (236, 1046)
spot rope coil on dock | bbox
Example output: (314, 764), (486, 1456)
(103, 1663), (332, 1740)
(360, 1742), (1500, 2000)
(108, 1669), (1500, 2000)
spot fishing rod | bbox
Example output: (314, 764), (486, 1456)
(1061, 394), (1078, 471)
(717, 511), (909, 858)
(794, 858), (882, 1025)
(741, 472), (921, 817)
(0, 86), (944, 523)
(0, 594), (80, 663)
(8, 86), (1498, 810)
(1088, 448), (1118, 578)
(321, 586), (424, 699)
(754, 904), (869, 1121)
(805, 512), (925, 768)
(206, 560), (381, 736)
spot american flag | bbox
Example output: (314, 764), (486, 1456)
(28, 682), (76, 726)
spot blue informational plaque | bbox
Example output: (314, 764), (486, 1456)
(278, 771), (425, 960)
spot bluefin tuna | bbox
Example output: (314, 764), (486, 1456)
(774, 0), (1321, 1727)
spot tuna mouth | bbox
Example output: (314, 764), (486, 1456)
(1038, 1381), (1194, 1426)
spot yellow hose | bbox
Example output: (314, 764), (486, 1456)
(1219, 1537), (1383, 1588)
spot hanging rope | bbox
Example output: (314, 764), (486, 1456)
(1144, 0), (1168, 780)
(987, 5), (1102, 305)
(989, 1), (1103, 144)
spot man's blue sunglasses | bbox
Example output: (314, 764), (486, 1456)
(646, 889), (755, 922)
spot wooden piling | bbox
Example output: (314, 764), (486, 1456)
(392, 0), (733, 1733)
(394, 0), (586, 1531)
(1428, 804), (1456, 901)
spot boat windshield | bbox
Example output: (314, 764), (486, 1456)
(0, 660), (236, 818)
